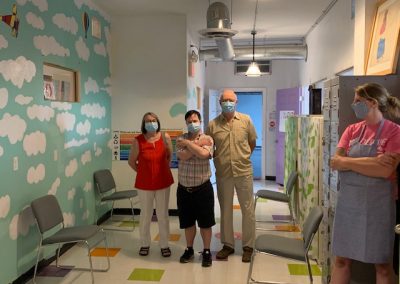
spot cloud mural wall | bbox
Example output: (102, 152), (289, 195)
(0, 0), (111, 282)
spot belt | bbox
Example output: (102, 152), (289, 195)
(179, 180), (210, 193)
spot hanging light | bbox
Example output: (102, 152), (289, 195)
(245, 30), (261, 77)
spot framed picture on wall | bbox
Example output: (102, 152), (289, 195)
(43, 63), (79, 102)
(365, 0), (400, 75)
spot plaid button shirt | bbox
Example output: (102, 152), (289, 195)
(177, 133), (214, 187)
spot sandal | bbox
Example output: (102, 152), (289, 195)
(139, 246), (150, 256)
(161, 247), (171, 257)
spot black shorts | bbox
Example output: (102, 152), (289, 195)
(177, 180), (216, 229)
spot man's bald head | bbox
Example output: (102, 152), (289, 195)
(220, 89), (237, 103)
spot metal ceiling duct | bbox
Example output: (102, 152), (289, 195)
(199, 44), (308, 61)
(199, 2), (236, 60)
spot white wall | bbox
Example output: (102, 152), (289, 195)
(300, 0), (355, 85)
(111, 14), (188, 209)
(205, 60), (301, 177)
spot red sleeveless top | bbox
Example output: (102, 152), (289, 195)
(134, 133), (174, 190)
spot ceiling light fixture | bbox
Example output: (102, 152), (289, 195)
(246, 0), (261, 77)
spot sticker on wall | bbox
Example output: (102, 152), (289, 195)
(1, 4), (19, 37)
(82, 12), (89, 39)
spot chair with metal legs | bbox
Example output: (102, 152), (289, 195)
(254, 171), (298, 230)
(247, 206), (323, 284)
(94, 169), (138, 231)
(31, 195), (110, 284)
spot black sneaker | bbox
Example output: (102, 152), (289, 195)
(202, 250), (212, 267)
(179, 248), (194, 263)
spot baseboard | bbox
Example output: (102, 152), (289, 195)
(265, 175), (276, 181)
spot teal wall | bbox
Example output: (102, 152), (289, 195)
(0, 0), (111, 282)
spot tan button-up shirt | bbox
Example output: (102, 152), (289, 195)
(206, 112), (257, 178)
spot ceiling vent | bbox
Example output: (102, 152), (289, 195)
(199, 2), (237, 38)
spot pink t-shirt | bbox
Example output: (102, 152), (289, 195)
(338, 120), (400, 155)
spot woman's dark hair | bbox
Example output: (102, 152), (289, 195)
(355, 83), (400, 119)
(141, 112), (160, 134)
(184, 110), (201, 121)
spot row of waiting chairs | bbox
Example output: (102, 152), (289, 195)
(31, 169), (137, 283)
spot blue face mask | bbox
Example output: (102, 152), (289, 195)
(351, 101), (369, 119)
(144, 121), (158, 132)
(221, 101), (236, 113)
(187, 122), (201, 133)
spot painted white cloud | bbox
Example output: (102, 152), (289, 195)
(64, 138), (88, 149)
(81, 103), (106, 119)
(33, 35), (70, 57)
(0, 35), (8, 49)
(104, 77), (111, 86)
(17, 0), (48, 12)
(26, 11), (44, 30)
(0, 88), (8, 109)
(67, 188), (76, 200)
(107, 138), (113, 150)
(53, 13), (78, 35)
(9, 207), (36, 240)
(0, 145), (3, 157)
(65, 158), (78, 177)
(96, 128), (110, 135)
(84, 77), (99, 94)
(0, 56), (36, 88)
(27, 163), (45, 184)
(81, 150), (91, 165)
(27, 104), (54, 121)
(83, 181), (92, 192)
(95, 147), (102, 157)
(94, 42), (106, 57)
(76, 120), (91, 136)
(0, 113), (27, 144)
(23, 131), (46, 156)
(101, 86), (111, 96)
(82, 209), (89, 220)
(74, 0), (111, 22)
(56, 112), (76, 133)
(15, 94), (33, 105)
(75, 37), (89, 61)
(0, 195), (10, 218)
(48, 178), (61, 195)
(50, 101), (72, 111)
(63, 212), (75, 227)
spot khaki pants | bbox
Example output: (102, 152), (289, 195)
(216, 175), (255, 248)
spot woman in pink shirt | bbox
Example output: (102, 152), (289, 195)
(330, 83), (400, 284)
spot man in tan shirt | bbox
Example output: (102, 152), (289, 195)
(206, 89), (257, 262)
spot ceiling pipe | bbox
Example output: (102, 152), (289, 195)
(215, 38), (235, 60)
(199, 44), (308, 61)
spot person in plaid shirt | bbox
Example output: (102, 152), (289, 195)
(176, 109), (215, 267)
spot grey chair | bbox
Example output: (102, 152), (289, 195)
(94, 169), (138, 231)
(254, 171), (298, 230)
(31, 195), (110, 284)
(247, 206), (323, 284)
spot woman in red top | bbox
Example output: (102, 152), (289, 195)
(128, 112), (174, 257)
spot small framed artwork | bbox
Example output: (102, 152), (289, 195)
(91, 17), (101, 39)
(365, 0), (400, 75)
(43, 63), (79, 102)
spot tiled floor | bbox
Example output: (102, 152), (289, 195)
(29, 180), (322, 284)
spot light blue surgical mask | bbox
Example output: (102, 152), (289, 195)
(351, 101), (369, 119)
(144, 121), (158, 132)
(221, 101), (236, 113)
(187, 122), (201, 133)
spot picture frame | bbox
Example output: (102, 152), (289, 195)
(91, 17), (101, 39)
(365, 0), (400, 75)
(43, 63), (79, 102)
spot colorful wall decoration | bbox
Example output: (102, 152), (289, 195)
(0, 0), (111, 282)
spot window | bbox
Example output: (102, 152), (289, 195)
(235, 60), (271, 75)
(43, 63), (79, 102)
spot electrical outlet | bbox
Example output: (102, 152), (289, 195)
(13, 157), (18, 171)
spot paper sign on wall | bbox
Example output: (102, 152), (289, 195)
(279, 110), (295, 132)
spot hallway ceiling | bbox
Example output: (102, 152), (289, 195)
(95, 0), (336, 44)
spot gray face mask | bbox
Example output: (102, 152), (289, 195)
(351, 101), (369, 119)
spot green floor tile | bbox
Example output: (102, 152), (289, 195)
(287, 263), (321, 276)
(118, 220), (139, 227)
(128, 268), (164, 281)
